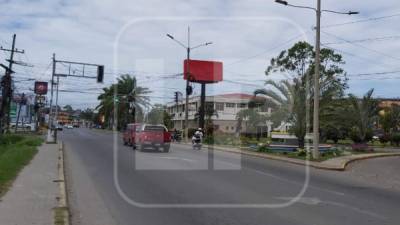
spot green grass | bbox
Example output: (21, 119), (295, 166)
(0, 134), (43, 197)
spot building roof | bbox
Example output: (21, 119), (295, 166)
(211, 93), (255, 99)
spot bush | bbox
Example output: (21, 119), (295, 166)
(379, 134), (390, 146)
(297, 149), (307, 157)
(351, 143), (374, 152)
(257, 145), (271, 153)
(0, 134), (24, 145)
(349, 127), (373, 144)
(391, 133), (400, 146)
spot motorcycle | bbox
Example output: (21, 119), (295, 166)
(192, 135), (202, 150)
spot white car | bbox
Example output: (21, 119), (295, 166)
(66, 125), (74, 129)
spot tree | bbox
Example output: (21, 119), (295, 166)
(236, 107), (269, 140)
(147, 104), (173, 129)
(347, 89), (379, 143)
(380, 104), (400, 134)
(96, 75), (150, 130)
(63, 105), (73, 113)
(258, 41), (348, 148)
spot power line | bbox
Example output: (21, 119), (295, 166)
(348, 70), (400, 77)
(322, 12), (400, 28)
(225, 32), (308, 67)
(323, 35), (400, 45)
(321, 31), (400, 62)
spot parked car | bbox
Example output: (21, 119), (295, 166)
(122, 123), (141, 146)
(133, 124), (171, 152)
(66, 124), (74, 129)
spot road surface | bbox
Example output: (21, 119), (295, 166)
(61, 128), (400, 225)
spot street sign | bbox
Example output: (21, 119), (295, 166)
(34, 81), (48, 95)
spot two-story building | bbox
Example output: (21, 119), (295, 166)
(166, 93), (273, 135)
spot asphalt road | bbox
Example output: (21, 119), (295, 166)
(61, 128), (400, 225)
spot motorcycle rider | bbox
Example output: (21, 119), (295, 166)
(192, 128), (203, 144)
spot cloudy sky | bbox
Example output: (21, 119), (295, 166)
(1, 0), (399, 109)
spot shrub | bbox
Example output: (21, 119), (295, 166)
(351, 143), (374, 152)
(0, 134), (24, 145)
(391, 133), (400, 146)
(257, 145), (271, 153)
(379, 134), (390, 146)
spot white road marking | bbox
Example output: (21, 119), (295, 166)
(159, 156), (196, 162)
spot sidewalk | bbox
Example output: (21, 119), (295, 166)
(0, 143), (59, 225)
(173, 143), (400, 171)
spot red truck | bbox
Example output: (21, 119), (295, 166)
(124, 123), (171, 152)
(122, 123), (141, 146)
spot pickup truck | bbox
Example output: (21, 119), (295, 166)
(133, 124), (171, 152)
(122, 123), (141, 146)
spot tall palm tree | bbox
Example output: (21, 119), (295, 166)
(254, 80), (295, 125)
(347, 89), (379, 143)
(254, 79), (307, 148)
(96, 75), (151, 130)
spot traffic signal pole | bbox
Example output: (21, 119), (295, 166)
(46, 53), (104, 143)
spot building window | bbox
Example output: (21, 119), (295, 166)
(216, 102), (224, 111)
(237, 103), (247, 108)
(226, 103), (235, 108)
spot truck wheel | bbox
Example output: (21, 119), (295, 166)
(138, 144), (144, 152)
(163, 145), (170, 152)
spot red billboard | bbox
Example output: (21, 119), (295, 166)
(34, 81), (48, 95)
(183, 60), (223, 83)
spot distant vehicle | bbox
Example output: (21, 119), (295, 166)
(133, 124), (171, 152)
(66, 124), (74, 129)
(56, 125), (63, 131)
(10, 122), (33, 131)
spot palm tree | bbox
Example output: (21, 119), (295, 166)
(255, 79), (307, 148)
(236, 108), (268, 139)
(96, 75), (151, 130)
(347, 89), (379, 143)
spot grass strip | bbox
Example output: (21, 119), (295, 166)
(0, 135), (43, 197)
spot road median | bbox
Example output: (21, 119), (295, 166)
(173, 142), (400, 171)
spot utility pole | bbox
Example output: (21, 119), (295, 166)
(185, 27), (191, 143)
(166, 27), (212, 142)
(312, 0), (321, 159)
(46, 53), (56, 143)
(0, 34), (25, 134)
(275, 0), (358, 159)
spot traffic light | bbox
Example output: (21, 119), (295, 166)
(186, 85), (193, 95)
(174, 92), (179, 103)
(97, 65), (104, 83)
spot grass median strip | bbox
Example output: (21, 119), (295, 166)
(0, 134), (43, 197)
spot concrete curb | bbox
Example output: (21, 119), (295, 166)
(56, 142), (70, 225)
(172, 142), (400, 171)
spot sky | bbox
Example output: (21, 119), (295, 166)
(0, 0), (399, 109)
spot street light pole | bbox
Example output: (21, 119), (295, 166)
(185, 28), (191, 143)
(274, 0), (358, 159)
(312, 0), (322, 159)
(167, 27), (212, 143)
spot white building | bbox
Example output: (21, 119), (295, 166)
(166, 93), (273, 135)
